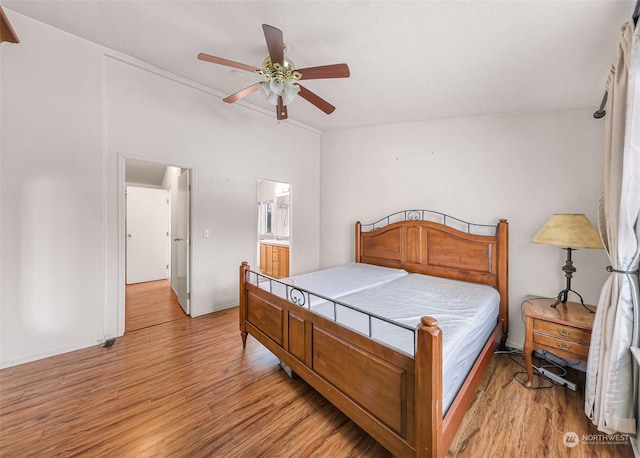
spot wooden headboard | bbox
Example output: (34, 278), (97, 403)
(355, 211), (509, 336)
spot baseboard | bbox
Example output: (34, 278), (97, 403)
(213, 302), (239, 312)
(504, 338), (523, 351)
(190, 302), (237, 317)
(0, 338), (105, 369)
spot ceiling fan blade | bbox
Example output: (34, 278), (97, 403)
(222, 83), (262, 104)
(262, 24), (284, 66)
(197, 53), (260, 73)
(297, 64), (350, 80)
(297, 85), (336, 115)
(276, 96), (288, 120)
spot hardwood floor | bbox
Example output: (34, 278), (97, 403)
(0, 308), (633, 457)
(125, 279), (186, 332)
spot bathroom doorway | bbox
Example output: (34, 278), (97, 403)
(256, 179), (290, 278)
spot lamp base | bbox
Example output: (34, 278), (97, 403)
(550, 288), (584, 308)
(550, 247), (582, 308)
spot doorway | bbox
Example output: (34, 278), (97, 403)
(256, 179), (291, 278)
(123, 159), (191, 332)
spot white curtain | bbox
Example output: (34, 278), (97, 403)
(585, 21), (640, 435)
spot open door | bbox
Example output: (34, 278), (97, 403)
(174, 169), (190, 314)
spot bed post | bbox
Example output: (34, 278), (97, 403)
(415, 316), (443, 458)
(496, 219), (509, 349)
(355, 221), (362, 262)
(239, 261), (249, 348)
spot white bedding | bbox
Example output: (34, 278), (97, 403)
(310, 273), (500, 414)
(259, 262), (408, 306)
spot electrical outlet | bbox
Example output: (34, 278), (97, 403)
(222, 287), (229, 296)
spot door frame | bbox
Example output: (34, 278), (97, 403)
(116, 155), (193, 336)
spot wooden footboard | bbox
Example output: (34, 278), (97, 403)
(239, 263), (501, 457)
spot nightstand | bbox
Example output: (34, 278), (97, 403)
(523, 298), (595, 387)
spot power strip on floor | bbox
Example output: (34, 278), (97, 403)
(537, 367), (577, 391)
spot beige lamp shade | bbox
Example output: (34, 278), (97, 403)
(532, 214), (603, 249)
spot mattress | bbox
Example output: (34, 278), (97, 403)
(311, 273), (500, 414)
(259, 262), (408, 306)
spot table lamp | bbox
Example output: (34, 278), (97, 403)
(532, 213), (603, 307)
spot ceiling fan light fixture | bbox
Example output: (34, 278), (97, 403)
(260, 82), (279, 105)
(269, 76), (285, 94)
(282, 81), (299, 105)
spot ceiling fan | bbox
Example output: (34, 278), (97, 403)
(198, 24), (350, 121)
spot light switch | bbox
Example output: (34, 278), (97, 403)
(204, 229), (210, 238)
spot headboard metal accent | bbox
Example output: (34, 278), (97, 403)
(359, 209), (497, 236)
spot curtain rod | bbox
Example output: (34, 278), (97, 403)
(594, 0), (640, 119)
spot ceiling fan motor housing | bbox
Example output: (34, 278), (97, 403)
(258, 57), (301, 105)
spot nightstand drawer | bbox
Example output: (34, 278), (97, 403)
(533, 319), (591, 345)
(533, 333), (590, 358)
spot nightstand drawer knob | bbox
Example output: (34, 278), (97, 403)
(557, 342), (572, 351)
(558, 328), (572, 337)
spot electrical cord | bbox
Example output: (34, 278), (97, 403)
(535, 348), (582, 369)
(520, 295), (553, 326)
(512, 371), (554, 389)
(493, 347), (553, 388)
(510, 353), (558, 390)
(495, 346), (578, 390)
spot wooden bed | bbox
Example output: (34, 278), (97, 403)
(239, 210), (508, 457)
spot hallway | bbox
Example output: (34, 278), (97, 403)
(125, 279), (185, 332)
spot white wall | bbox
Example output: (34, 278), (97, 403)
(320, 109), (611, 348)
(0, 11), (320, 367)
(1, 11), (105, 366)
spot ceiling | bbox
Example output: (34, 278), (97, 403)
(3, 1), (635, 131)
(125, 159), (170, 186)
